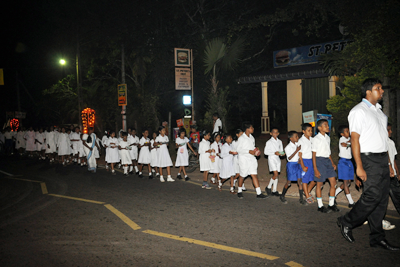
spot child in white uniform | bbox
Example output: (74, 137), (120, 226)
(15, 128), (26, 155)
(175, 129), (197, 181)
(118, 132), (132, 176)
(138, 129), (152, 178)
(24, 127), (36, 157)
(150, 132), (159, 178)
(45, 126), (57, 162)
(155, 126), (174, 182)
(106, 131), (120, 175)
(199, 131), (212, 189)
(102, 132), (109, 170)
(264, 127), (284, 196)
(128, 128), (140, 174)
(232, 129), (245, 191)
(35, 128), (46, 160)
(219, 134), (237, 194)
(210, 132), (222, 185)
(57, 127), (71, 165)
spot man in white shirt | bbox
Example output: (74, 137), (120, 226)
(337, 78), (398, 251)
(212, 113), (222, 134)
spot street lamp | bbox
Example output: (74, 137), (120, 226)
(59, 59), (66, 65)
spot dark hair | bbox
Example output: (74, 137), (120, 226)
(158, 126), (165, 132)
(301, 123), (312, 131)
(213, 132), (221, 140)
(203, 130), (211, 138)
(388, 123), (392, 127)
(317, 119), (328, 128)
(361, 78), (382, 98)
(233, 129), (243, 141)
(179, 128), (186, 136)
(213, 113), (219, 118)
(338, 125), (349, 135)
(190, 125), (197, 130)
(121, 131), (128, 137)
(270, 127), (279, 132)
(109, 130), (116, 136)
(243, 123), (253, 130)
(222, 134), (232, 144)
(288, 131), (298, 138)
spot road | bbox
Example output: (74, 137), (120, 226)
(1, 156), (400, 267)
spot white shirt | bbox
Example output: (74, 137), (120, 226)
(213, 118), (222, 133)
(264, 137), (283, 156)
(298, 135), (313, 159)
(285, 142), (300, 162)
(312, 132), (331, 158)
(388, 139), (397, 176)
(339, 136), (352, 159)
(348, 99), (388, 153)
(236, 133), (256, 158)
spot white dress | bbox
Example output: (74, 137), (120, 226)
(119, 140), (132, 165)
(150, 139), (158, 167)
(35, 132), (45, 151)
(128, 134), (140, 160)
(82, 133), (97, 169)
(45, 131), (57, 153)
(78, 137), (86, 157)
(106, 137), (120, 163)
(15, 131), (26, 149)
(138, 137), (151, 164)
(209, 141), (221, 173)
(57, 133), (71, 156)
(94, 136), (100, 158)
(220, 143), (235, 179)
(236, 133), (258, 177)
(231, 140), (240, 174)
(70, 132), (80, 155)
(24, 131), (36, 151)
(199, 139), (211, 171)
(175, 137), (189, 167)
(155, 135), (173, 168)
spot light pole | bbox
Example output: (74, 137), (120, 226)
(59, 57), (82, 128)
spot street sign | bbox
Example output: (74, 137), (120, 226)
(174, 48), (191, 67)
(175, 68), (191, 90)
(118, 84), (127, 106)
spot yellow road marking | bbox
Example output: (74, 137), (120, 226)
(40, 182), (48, 194)
(4, 177), (43, 183)
(104, 204), (141, 230)
(48, 194), (105, 204)
(285, 261), (305, 267)
(142, 229), (279, 260)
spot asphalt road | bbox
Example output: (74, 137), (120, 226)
(1, 156), (400, 267)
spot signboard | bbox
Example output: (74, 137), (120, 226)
(118, 84), (127, 106)
(303, 110), (317, 127)
(174, 48), (191, 67)
(175, 68), (191, 90)
(15, 111), (26, 119)
(273, 40), (353, 68)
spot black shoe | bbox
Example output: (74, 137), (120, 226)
(299, 199), (308, 206)
(272, 191), (280, 197)
(149, 175), (153, 179)
(138, 173), (143, 178)
(242, 188), (247, 191)
(177, 174), (182, 180)
(124, 173), (128, 176)
(337, 217), (355, 243)
(280, 195), (288, 204)
(318, 206), (331, 213)
(237, 193), (243, 199)
(257, 193), (269, 199)
(129, 171), (133, 175)
(185, 177), (190, 181)
(328, 205), (340, 212)
(370, 240), (400, 251)
(265, 187), (272, 195)
(348, 203), (355, 208)
(135, 171), (139, 176)
(334, 200), (338, 206)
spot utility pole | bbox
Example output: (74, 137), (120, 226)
(121, 44), (127, 131)
(76, 36), (82, 128)
(191, 49), (194, 123)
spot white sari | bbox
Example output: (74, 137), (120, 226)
(83, 133), (97, 172)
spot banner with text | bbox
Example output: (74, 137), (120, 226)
(175, 68), (191, 90)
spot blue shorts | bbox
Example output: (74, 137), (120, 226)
(286, 162), (302, 181)
(302, 158), (314, 183)
(314, 157), (337, 182)
(338, 158), (354, 180)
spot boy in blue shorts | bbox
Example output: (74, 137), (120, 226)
(312, 119), (339, 213)
(335, 125), (355, 208)
(298, 123), (315, 204)
(280, 131), (308, 205)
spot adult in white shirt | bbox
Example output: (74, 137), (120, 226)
(235, 123), (267, 199)
(212, 113), (222, 134)
(338, 78), (398, 250)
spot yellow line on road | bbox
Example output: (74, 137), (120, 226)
(48, 194), (105, 204)
(285, 261), (305, 267)
(142, 229), (279, 260)
(40, 182), (48, 194)
(104, 204), (141, 230)
(5, 177), (43, 183)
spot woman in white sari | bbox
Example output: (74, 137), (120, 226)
(82, 127), (99, 173)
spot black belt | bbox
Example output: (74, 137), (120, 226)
(361, 152), (387, 156)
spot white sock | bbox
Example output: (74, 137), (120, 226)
(134, 166), (139, 172)
(230, 187), (234, 191)
(329, 196), (335, 206)
(167, 175), (171, 178)
(268, 178), (274, 189)
(317, 198), (323, 208)
(256, 187), (262, 195)
(335, 187), (343, 197)
(156, 173), (159, 176)
(219, 180), (222, 186)
(238, 187), (243, 193)
(139, 172), (142, 175)
(123, 167), (127, 174)
(211, 177), (216, 182)
(129, 166), (133, 172)
(178, 172), (181, 176)
(185, 175), (188, 178)
(160, 175), (163, 179)
(273, 179), (278, 192)
(346, 194), (354, 204)
(152, 168), (155, 172)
